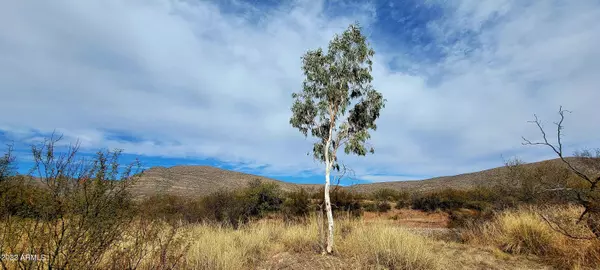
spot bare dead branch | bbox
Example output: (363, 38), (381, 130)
(540, 213), (596, 240)
(522, 107), (592, 185)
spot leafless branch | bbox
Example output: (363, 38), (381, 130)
(522, 107), (593, 185)
(523, 106), (600, 240)
(540, 213), (596, 240)
(332, 163), (356, 193)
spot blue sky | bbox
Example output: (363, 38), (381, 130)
(1, 0), (600, 185)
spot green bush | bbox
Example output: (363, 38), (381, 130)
(411, 188), (498, 212)
(362, 201), (377, 212)
(361, 201), (391, 213)
(201, 189), (249, 228)
(371, 188), (401, 201)
(313, 187), (363, 217)
(198, 180), (285, 227)
(282, 188), (311, 219)
(241, 179), (283, 218)
(0, 176), (55, 219)
(137, 194), (205, 223)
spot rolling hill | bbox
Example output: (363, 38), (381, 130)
(128, 165), (320, 199)
(130, 157), (591, 198)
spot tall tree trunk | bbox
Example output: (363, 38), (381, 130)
(324, 139), (335, 254)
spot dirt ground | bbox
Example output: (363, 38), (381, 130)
(362, 208), (450, 228)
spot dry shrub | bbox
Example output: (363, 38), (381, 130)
(337, 222), (442, 270)
(462, 206), (600, 269)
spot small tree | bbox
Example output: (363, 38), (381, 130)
(290, 23), (385, 254)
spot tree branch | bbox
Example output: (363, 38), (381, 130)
(522, 107), (592, 184)
(540, 213), (596, 240)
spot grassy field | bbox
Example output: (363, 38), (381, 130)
(5, 207), (599, 270)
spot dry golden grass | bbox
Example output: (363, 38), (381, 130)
(336, 220), (442, 270)
(9, 208), (597, 270)
(185, 223), (278, 269)
(116, 216), (444, 270)
(461, 205), (600, 269)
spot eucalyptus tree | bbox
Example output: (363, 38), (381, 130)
(290, 23), (385, 254)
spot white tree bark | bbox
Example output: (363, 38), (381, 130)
(324, 137), (335, 254)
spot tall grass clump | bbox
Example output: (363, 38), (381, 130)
(462, 206), (600, 269)
(337, 222), (441, 270)
(279, 218), (319, 253)
(184, 222), (281, 270)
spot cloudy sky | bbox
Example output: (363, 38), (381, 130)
(1, 0), (599, 185)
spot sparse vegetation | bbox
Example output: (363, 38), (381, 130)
(2, 116), (600, 270)
(461, 206), (600, 269)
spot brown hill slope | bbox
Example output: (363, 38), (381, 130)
(129, 165), (320, 199)
(131, 157), (593, 198)
(346, 157), (591, 194)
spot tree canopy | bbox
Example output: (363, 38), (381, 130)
(290, 23), (386, 170)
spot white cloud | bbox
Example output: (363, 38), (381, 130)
(1, 0), (599, 181)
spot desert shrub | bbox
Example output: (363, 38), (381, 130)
(377, 201), (391, 212)
(201, 190), (249, 228)
(200, 180), (285, 228)
(240, 179), (283, 218)
(412, 188), (498, 213)
(137, 194), (206, 224)
(0, 176), (54, 219)
(138, 194), (186, 221)
(360, 201), (391, 213)
(411, 193), (444, 212)
(498, 157), (576, 206)
(394, 191), (411, 209)
(312, 187), (362, 217)
(330, 188), (363, 217)
(371, 188), (401, 201)
(0, 136), (145, 270)
(282, 188), (311, 220)
(361, 201), (377, 212)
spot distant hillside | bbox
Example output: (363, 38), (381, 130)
(129, 165), (320, 199)
(346, 157), (590, 194)
(130, 157), (592, 198)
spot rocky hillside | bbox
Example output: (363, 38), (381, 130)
(130, 157), (594, 198)
(129, 165), (320, 199)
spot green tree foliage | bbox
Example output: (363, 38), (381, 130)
(289, 22), (385, 253)
(290, 23), (386, 169)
